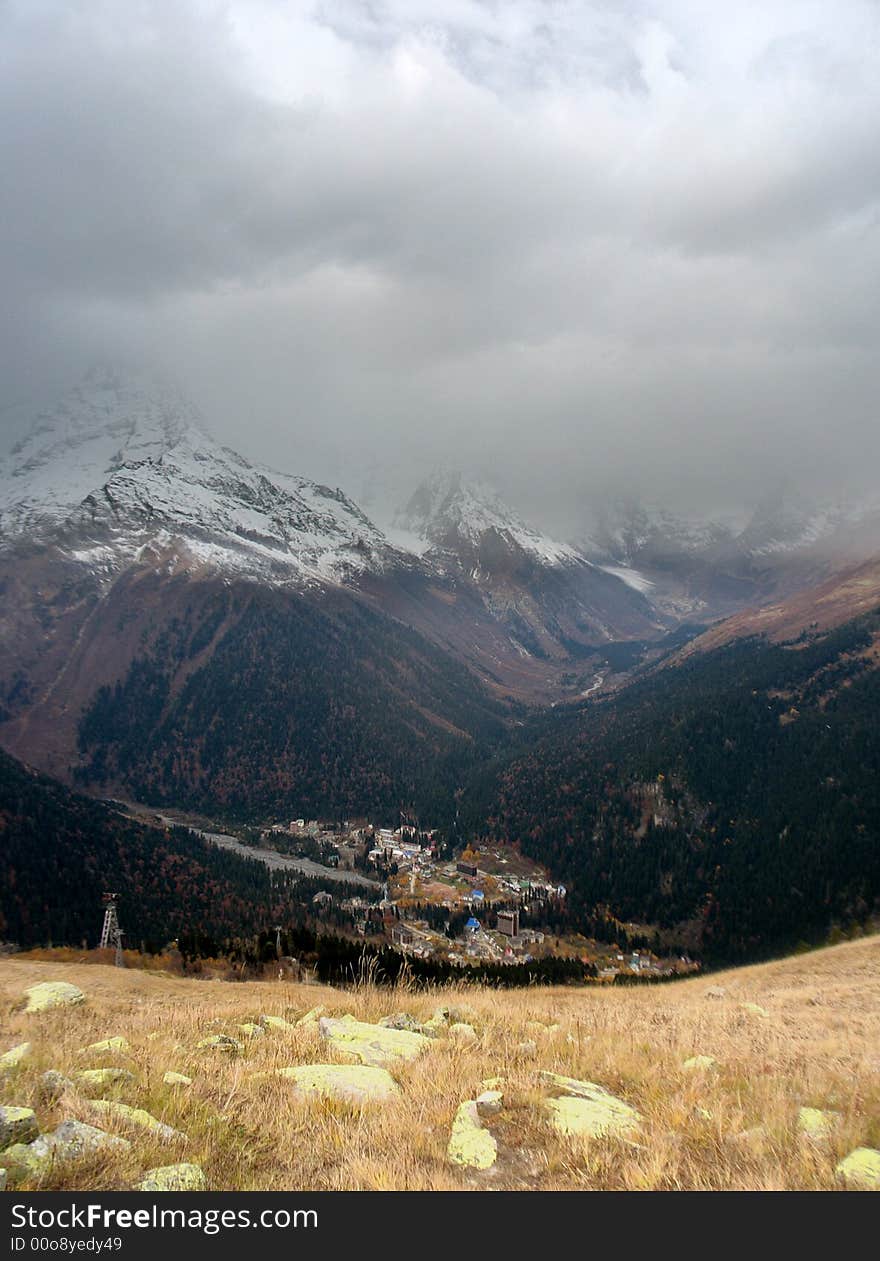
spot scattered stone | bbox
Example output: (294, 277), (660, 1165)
(75, 1068), (136, 1093)
(836, 1147), (880, 1190)
(0, 1106), (39, 1150)
(83, 1037), (131, 1055)
(318, 1016), (429, 1067)
(447, 1101), (497, 1170)
(0, 1043), (31, 1074)
(539, 1071), (615, 1099)
(0, 1169), (6, 1191)
(196, 1035), (242, 1054)
(3, 1121), (129, 1185)
(238, 1023), (265, 1039)
(259, 1015), (292, 1032)
(89, 1100), (186, 1143)
(741, 1002), (769, 1018)
(526, 1021), (561, 1037)
(378, 1013), (422, 1032)
(480, 1076), (505, 1091)
(38, 1071), (76, 1103)
(541, 1075), (641, 1140)
(476, 1090), (504, 1117)
(682, 1055), (717, 1072)
(515, 1040), (537, 1057)
(797, 1107), (838, 1142)
(138, 1163), (207, 1192)
(295, 1005), (326, 1027)
(275, 1063), (400, 1105)
(163, 1072), (193, 1088)
(445, 1006), (477, 1026)
(704, 986), (726, 1000)
(419, 1010), (449, 1038)
(448, 1023), (478, 1046)
(22, 981), (85, 1014)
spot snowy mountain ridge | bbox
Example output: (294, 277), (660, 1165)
(393, 469), (583, 569)
(0, 367), (400, 587)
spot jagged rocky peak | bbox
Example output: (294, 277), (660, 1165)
(0, 366), (397, 586)
(394, 470), (580, 567)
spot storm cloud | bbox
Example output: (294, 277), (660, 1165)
(3, 0), (880, 531)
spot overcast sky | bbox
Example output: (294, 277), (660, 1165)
(2, 0), (880, 532)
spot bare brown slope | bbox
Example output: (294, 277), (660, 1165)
(674, 555), (880, 661)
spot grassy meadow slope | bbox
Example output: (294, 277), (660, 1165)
(1, 937), (879, 1190)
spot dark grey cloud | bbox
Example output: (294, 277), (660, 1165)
(2, 0), (880, 532)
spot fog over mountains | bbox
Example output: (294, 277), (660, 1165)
(3, 2), (880, 527)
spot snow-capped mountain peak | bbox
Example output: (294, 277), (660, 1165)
(393, 470), (581, 567)
(0, 367), (398, 587)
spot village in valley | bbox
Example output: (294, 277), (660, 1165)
(246, 814), (698, 980)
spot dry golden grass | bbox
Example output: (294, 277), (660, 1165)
(1, 935), (879, 1191)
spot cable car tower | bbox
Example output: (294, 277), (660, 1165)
(99, 893), (125, 967)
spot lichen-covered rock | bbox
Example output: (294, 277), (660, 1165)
(546, 1094), (641, 1140)
(295, 1005), (326, 1027)
(0, 1043), (31, 1074)
(836, 1147), (880, 1189)
(447, 1101), (497, 1170)
(275, 1063), (400, 1105)
(448, 1023), (478, 1046)
(196, 1035), (242, 1054)
(38, 1071), (76, 1103)
(84, 1037), (131, 1055)
(0, 1106), (39, 1150)
(163, 1072), (193, 1087)
(542, 1077), (641, 1140)
(89, 1101), (186, 1143)
(238, 1023), (265, 1039)
(0, 1168), (6, 1191)
(138, 1163), (207, 1192)
(318, 1016), (429, 1067)
(476, 1090), (504, 1116)
(797, 1107), (838, 1141)
(259, 1015), (292, 1032)
(526, 1021), (561, 1038)
(23, 981), (85, 1013)
(4, 1121), (129, 1185)
(419, 1010), (449, 1038)
(75, 1068), (136, 1094)
(682, 1055), (717, 1072)
(378, 1013), (422, 1032)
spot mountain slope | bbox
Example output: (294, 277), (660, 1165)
(392, 471), (667, 661)
(1, 365), (398, 587)
(469, 603), (880, 960)
(2, 937), (878, 1189)
(582, 493), (880, 623)
(0, 747), (320, 950)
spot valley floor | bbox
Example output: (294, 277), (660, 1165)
(1, 936), (879, 1191)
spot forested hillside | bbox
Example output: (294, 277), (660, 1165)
(74, 584), (509, 823)
(0, 748), (354, 950)
(473, 609), (880, 960)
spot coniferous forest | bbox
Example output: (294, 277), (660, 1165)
(469, 609), (880, 960)
(3, 601), (880, 967)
